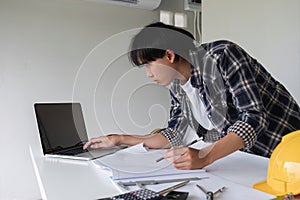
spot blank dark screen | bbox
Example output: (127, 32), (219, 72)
(34, 103), (88, 154)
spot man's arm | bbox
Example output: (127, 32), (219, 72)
(219, 43), (268, 149)
(115, 133), (169, 149)
(83, 132), (169, 150)
(198, 132), (244, 167)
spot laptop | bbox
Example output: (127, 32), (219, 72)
(34, 102), (125, 161)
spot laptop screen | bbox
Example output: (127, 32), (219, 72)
(34, 103), (88, 154)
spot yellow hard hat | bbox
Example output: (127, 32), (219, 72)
(253, 130), (300, 196)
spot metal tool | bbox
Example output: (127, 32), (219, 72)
(271, 193), (300, 200)
(196, 184), (226, 200)
(117, 177), (208, 190)
(98, 181), (190, 200)
(158, 180), (190, 195)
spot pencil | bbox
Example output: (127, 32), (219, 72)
(155, 137), (203, 163)
(158, 180), (190, 195)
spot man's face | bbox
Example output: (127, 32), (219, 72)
(144, 56), (179, 86)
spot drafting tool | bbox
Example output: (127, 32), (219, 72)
(196, 184), (226, 200)
(271, 193), (300, 200)
(117, 177), (208, 190)
(158, 180), (189, 195)
(98, 181), (190, 200)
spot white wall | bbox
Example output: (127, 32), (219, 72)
(6, 0), (298, 198)
(202, 0), (300, 103)
(158, 0), (196, 35)
(0, 0), (173, 199)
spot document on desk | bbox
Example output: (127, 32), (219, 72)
(92, 143), (275, 199)
(92, 143), (205, 180)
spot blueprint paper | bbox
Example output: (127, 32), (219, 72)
(93, 143), (204, 180)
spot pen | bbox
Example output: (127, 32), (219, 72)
(155, 137), (203, 163)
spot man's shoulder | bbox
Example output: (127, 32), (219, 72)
(200, 39), (237, 51)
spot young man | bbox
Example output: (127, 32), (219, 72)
(84, 22), (300, 170)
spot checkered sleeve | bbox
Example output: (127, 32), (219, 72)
(157, 84), (188, 147)
(227, 120), (257, 149)
(159, 128), (182, 147)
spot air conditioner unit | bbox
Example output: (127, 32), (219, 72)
(85, 0), (161, 10)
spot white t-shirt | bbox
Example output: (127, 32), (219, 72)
(180, 78), (214, 130)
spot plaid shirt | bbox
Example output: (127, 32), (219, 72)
(160, 40), (300, 157)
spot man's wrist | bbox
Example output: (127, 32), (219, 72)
(107, 134), (123, 146)
(198, 142), (217, 167)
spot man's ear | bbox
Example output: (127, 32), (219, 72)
(165, 49), (176, 63)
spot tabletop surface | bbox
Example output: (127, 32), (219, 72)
(33, 145), (275, 200)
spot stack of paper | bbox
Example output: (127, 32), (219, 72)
(92, 143), (205, 180)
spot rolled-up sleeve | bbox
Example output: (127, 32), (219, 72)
(227, 120), (256, 148)
(159, 87), (188, 147)
(160, 128), (182, 147)
(220, 43), (269, 149)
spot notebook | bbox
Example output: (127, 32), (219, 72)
(34, 102), (125, 161)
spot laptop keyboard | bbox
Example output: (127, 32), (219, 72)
(64, 148), (87, 155)
(60, 145), (88, 155)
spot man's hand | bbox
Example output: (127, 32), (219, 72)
(164, 132), (244, 170)
(83, 135), (121, 150)
(164, 147), (210, 170)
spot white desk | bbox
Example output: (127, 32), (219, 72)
(35, 150), (275, 200)
(36, 158), (119, 199)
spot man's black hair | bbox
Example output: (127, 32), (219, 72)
(129, 22), (195, 67)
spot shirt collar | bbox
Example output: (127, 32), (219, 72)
(189, 46), (206, 88)
(190, 64), (202, 88)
